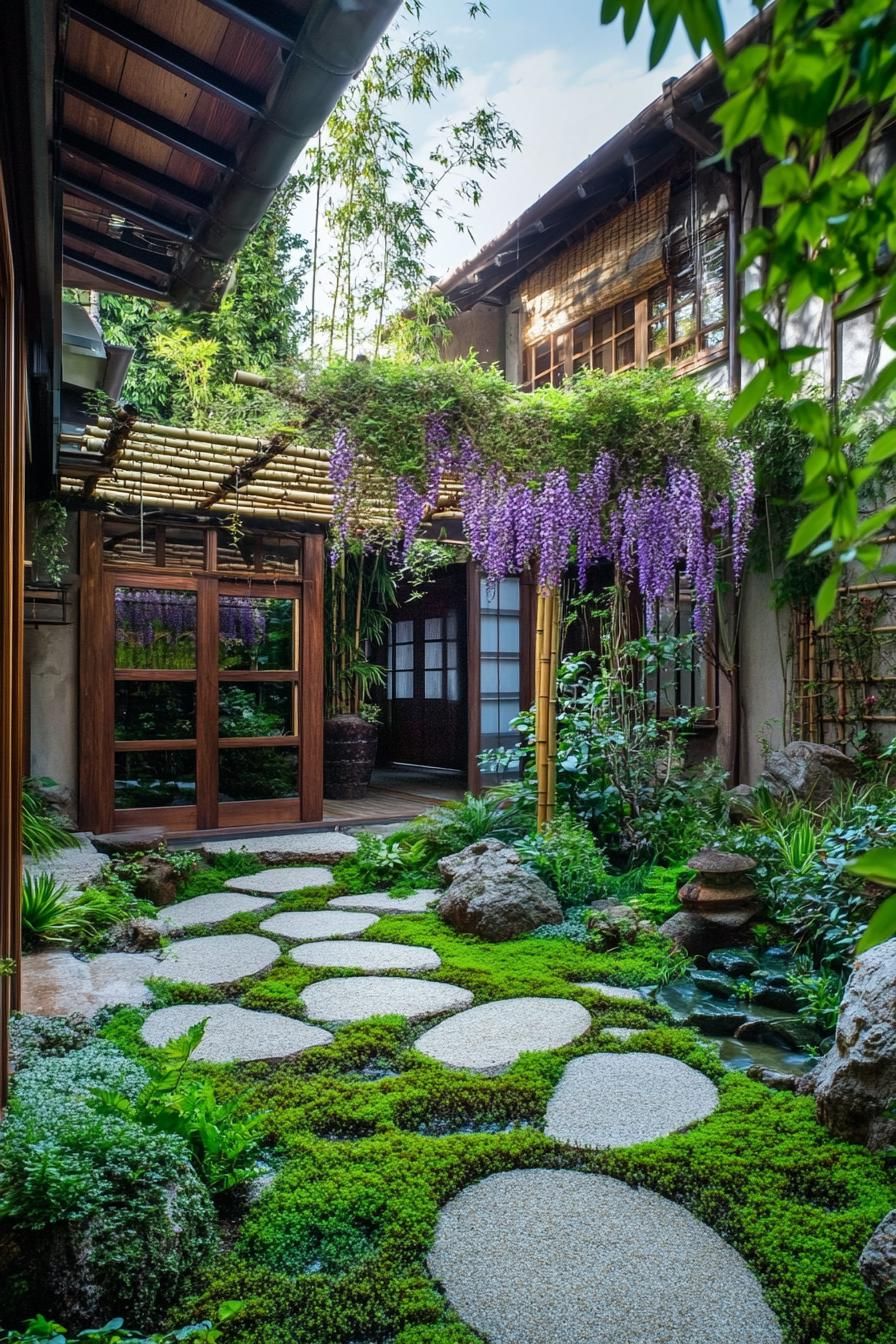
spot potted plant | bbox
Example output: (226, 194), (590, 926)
(323, 543), (394, 799)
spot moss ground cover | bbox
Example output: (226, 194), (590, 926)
(87, 853), (896, 1344)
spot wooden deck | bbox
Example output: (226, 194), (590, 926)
(322, 771), (466, 826)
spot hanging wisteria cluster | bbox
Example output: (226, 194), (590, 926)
(329, 410), (754, 637)
(115, 589), (266, 648)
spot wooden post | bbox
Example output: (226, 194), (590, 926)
(535, 585), (561, 831)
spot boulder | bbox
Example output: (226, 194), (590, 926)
(132, 856), (179, 907)
(437, 839), (563, 942)
(799, 938), (896, 1149)
(690, 969), (739, 999)
(707, 947), (760, 976)
(102, 916), (163, 952)
(759, 740), (857, 805)
(860, 1211), (896, 1315)
(726, 783), (757, 823)
(587, 903), (653, 949)
(659, 906), (757, 957)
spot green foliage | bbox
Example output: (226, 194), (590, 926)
(412, 792), (530, 856)
(95, 1024), (264, 1194)
(515, 810), (608, 908)
(787, 957), (846, 1039)
(97, 178), (307, 426)
(22, 787), (76, 860)
(852, 847), (896, 952)
(20, 875), (136, 948)
(628, 864), (687, 924)
(29, 499), (69, 586)
(175, 853), (264, 903)
(9, 1014), (94, 1072)
(484, 635), (728, 865)
(0, 1303), (241, 1344)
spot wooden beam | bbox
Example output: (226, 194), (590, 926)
(61, 172), (193, 241)
(64, 219), (175, 274)
(300, 533), (324, 821)
(69, 0), (265, 115)
(61, 130), (212, 211)
(63, 247), (169, 299)
(79, 513), (115, 832)
(199, 0), (301, 44)
(63, 71), (237, 171)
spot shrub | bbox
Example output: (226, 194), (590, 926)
(0, 1306), (240, 1343)
(8, 1014), (93, 1071)
(335, 830), (437, 895)
(21, 788), (75, 861)
(412, 792), (530, 856)
(20, 874), (136, 948)
(0, 1042), (215, 1327)
(515, 810), (607, 907)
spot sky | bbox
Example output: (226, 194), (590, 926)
(292, 0), (756, 314)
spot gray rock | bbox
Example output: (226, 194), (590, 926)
(259, 910), (379, 941)
(659, 908), (758, 957)
(140, 1003), (333, 1061)
(746, 1066), (799, 1092)
(103, 916), (164, 952)
(574, 981), (644, 1002)
(225, 866), (334, 895)
(690, 969), (739, 999)
(414, 996), (591, 1074)
(200, 830), (359, 866)
(801, 938), (896, 1149)
(760, 739), (858, 805)
(155, 933), (280, 985)
(708, 948), (760, 976)
(428, 1169), (783, 1344)
(437, 839), (562, 942)
(92, 827), (165, 855)
(151, 891), (274, 930)
(545, 1051), (719, 1148)
(727, 783), (757, 823)
(688, 1004), (750, 1036)
(300, 975), (473, 1023)
(860, 1210), (896, 1315)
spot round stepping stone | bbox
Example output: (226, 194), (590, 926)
(289, 939), (440, 972)
(152, 892), (274, 930)
(201, 831), (358, 865)
(225, 866), (334, 895)
(259, 910), (379, 941)
(575, 981), (644, 1002)
(327, 890), (439, 915)
(140, 1003), (333, 1061)
(300, 975), (473, 1023)
(428, 1169), (782, 1344)
(545, 1051), (719, 1149)
(154, 933), (280, 984)
(414, 997), (591, 1075)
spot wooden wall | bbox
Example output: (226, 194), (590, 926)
(0, 159), (26, 1105)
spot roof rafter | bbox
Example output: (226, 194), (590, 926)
(63, 247), (169, 299)
(64, 218), (175, 274)
(61, 131), (212, 212)
(60, 172), (194, 242)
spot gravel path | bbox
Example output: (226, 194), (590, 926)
(428, 1169), (782, 1344)
(545, 1051), (719, 1148)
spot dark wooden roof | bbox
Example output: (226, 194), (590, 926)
(58, 0), (399, 307)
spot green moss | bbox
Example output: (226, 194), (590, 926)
(175, 852), (264, 902)
(97, 865), (896, 1344)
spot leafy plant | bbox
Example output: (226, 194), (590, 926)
(22, 787), (75, 860)
(21, 874), (136, 948)
(412, 791), (529, 856)
(94, 1022), (264, 1193)
(628, 865), (688, 924)
(787, 958), (846, 1040)
(29, 499), (69, 586)
(515, 810), (608, 908)
(0, 1304), (241, 1344)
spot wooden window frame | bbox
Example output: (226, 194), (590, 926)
(522, 222), (728, 389)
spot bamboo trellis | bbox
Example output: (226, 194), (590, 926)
(534, 584), (562, 830)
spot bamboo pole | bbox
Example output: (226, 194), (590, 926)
(545, 587), (561, 825)
(534, 587), (549, 831)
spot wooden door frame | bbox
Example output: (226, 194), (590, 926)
(78, 518), (325, 833)
(466, 563), (536, 794)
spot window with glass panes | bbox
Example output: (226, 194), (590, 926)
(522, 224), (727, 387)
(643, 569), (716, 723)
(424, 611), (460, 701)
(479, 578), (523, 776)
(387, 619), (414, 699)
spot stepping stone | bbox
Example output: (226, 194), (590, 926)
(259, 910), (379, 941)
(201, 831), (358, 866)
(140, 1003), (333, 1062)
(225, 866), (334, 895)
(429, 1170), (782, 1344)
(26, 833), (108, 890)
(545, 1051), (719, 1149)
(21, 949), (156, 1017)
(154, 933), (280, 984)
(300, 975), (473, 1023)
(414, 997), (591, 1075)
(289, 939), (440, 973)
(152, 892), (274, 930)
(327, 890), (439, 915)
(575, 981), (644, 1002)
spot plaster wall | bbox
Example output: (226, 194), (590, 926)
(443, 303), (505, 371)
(25, 516), (79, 817)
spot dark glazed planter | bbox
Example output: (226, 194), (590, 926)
(323, 714), (379, 800)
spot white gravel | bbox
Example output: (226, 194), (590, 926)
(289, 939), (441, 972)
(225, 866), (334, 894)
(575, 981), (644, 1002)
(201, 831), (358, 863)
(151, 892), (274, 929)
(154, 933), (280, 984)
(259, 910), (379, 941)
(327, 890), (440, 915)
(545, 1051), (719, 1148)
(414, 996), (592, 1075)
(140, 1002), (333, 1061)
(428, 1169), (782, 1344)
(300, 975), (473, 1023)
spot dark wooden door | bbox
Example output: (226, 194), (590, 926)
(384, 565), (467, 770)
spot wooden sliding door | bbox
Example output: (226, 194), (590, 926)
(80, 517), (323, 833)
